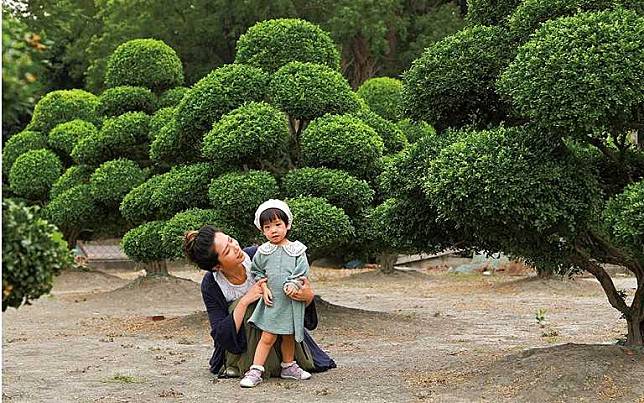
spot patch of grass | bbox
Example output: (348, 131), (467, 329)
(105, 374), (144, 384)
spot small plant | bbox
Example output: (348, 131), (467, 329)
(107, 374), (142, 383)
(535, 308), (547, 327)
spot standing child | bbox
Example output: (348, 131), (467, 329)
(240, 199), (312, 388)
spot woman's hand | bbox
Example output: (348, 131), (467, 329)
(239, 278), (267, 306)
(288, 277), (315, 305)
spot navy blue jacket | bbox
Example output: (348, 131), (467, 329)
(201, 246), (336, 374)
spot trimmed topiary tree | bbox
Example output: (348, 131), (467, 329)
(44, 184), (100, 246)
(465, 0), (523, 25)
(402, 25), (514, 131)
(3, 199), (73, 311)
(2, 130), (47, 176)
(235, 18), (341, 73)
(356, 77), (402, 122)
(9, 149), (62, 201)
(105, 38), (184, 93)
(160, 208), (230, 259)
(48, 120), (98, 158)
(50, 165), (93, 199)
(98, 85), (157, 117)
(158, 87), (189, 109)
(89, 159), (146, 207)
(27, 89), (100, 134)
(121, 220), (172, 275)
(396, 119), (436, 143)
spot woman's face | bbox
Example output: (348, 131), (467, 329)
(212, 232), (244, 271)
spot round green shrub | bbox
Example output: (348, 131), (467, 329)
(202, 102), (290, 169)
(161, 208), (232, 259)
(120, 174), (168, 224)
(151, 163), (222, 219)
(158, 86), (189, 108)
(466, 0), (523, 25)
(498, 9), (644, 140)
(396, 119), (437, 143)
(98, 85), (157, 117)
(48, 120), (98, 156)
(2, 130), (47, 176)
(508, 0), (638, 44)
(28, 89), (100, 135)
(89, 159), (146, 207)
(105, 39), (184, 92)
(603, 180), (644, 258)
(356, 77), (402, 121)
(149, 107), (176, 142)
(301, 114), (384, 179)
(282, 167), (374, 214)
(150, 118), (200, 164)
(176, 64), (269, 143)
(402, 25), (513, 131)
(287, 196), (354, 259)
(2, 199), (73, 311)
(208, 170), (279, 223)
(235, 18), (340, 73)
(352, 106), (407, 154)
(50, 165), (93, 199)
(9, 149), (62, 200)
(71, 112), (150, 166)
(44, 184), (99, 236)
(424, 126), (601, 260)
(269, 62), (360, 121)
(122, 220), (171, 263)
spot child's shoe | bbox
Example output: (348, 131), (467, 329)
(280, 362), (311, 380)
(240, 365), (264, 388)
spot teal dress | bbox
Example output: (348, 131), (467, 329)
(248, 241), (309, 342)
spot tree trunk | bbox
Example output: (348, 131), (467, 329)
(627, 279), (643, 345)
(144, 260), (168, 276)
(378, 253), (397, 274)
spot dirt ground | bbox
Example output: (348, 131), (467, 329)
(2, 263), (643, 402)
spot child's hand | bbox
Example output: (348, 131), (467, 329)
(262, 284), (273, 307)
(283, 283), (297, 296)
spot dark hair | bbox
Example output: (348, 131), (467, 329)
(259, 207), (289, 228)
(183, 225), (221, 271)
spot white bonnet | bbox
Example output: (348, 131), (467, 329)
(254, 199), (293, 230)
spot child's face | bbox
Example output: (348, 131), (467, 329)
(262, 217), (288, 244)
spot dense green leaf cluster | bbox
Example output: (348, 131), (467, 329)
(356, 77), (402, 122)
(208, 170), (279, 222)
(48, 120), (97, 156)
(98, 85), (157, 117)
(2, 130), (47, 176)
(9, 149), (62, 200)
(603, 180), (644, 259)
(28, 89), (100, 134)
(89, 159), (146, 207)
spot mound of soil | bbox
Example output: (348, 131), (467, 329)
(418, 344), (644, 402)
(492, 276), (603, 296)
(84, 275), (202, 307)
(52, 269), (129, 295)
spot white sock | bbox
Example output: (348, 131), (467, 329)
(280, 361), (295, 369)
(250, 364), (265, 372)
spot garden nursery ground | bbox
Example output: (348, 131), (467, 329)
(3, 263), (643, 402)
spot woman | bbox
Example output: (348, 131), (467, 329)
(183, 225), (336, 378)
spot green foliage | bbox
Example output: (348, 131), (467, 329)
(424, 126), (601, 265)
(507, 0), (639, 44)
(269, 61), (359, 121)
(403, 25), (513, 131)
(158, 86), (188, 108)
(301, 114), (384, 179)
(2, 12), (47, 139)
(282, 167), (374, 215)
(202, 102), (290, 169)
(9, 149), (62, 201)
(466, 0), (523, 25)
(105, 38), (184, 92)
(28, 89), (100, 135)
(98, 85), (157, 117)
(122, 220), (171, 262)
(498, 9), (644, 141)
(396, 119), (436, 143)
(235, 18), (340, 73)
(120, 174), (168, 224)
(149, 107), (176, 142)
(89, 159), (146, 207)
(71, 112), (150, 166)
(176, 63), (269, 142)
(160, 208), (230, 259)
(48, 120), (97, 157)
(150, 117), (200, 164)
(603, 180), (644, 258)
(208, 170), (279, 222)
(151, 163), (222, 219)
(356, 77), (402, 121)
(44, 184), (99, 237)
(2, 130), (47, 176)
(352, 106), (407, 154)
(288, 196), (354, 259)
(50, 165), (93, 199)
(2, 199), (73, 311)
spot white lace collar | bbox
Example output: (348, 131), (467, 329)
(257, 240), (307, 257)
(213, 252), (254, 302)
